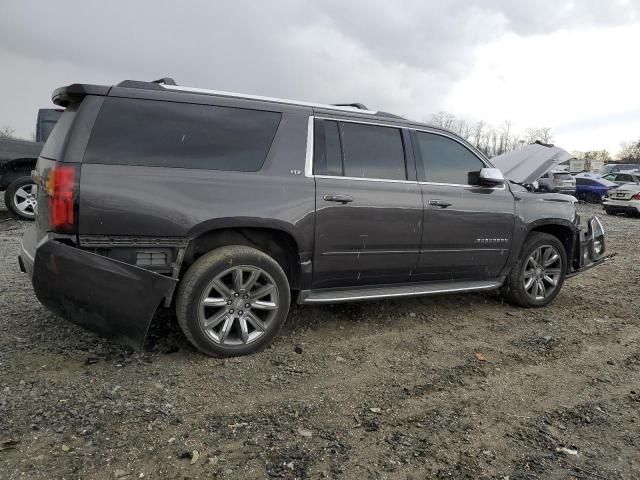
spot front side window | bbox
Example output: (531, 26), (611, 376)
(85, 98), (281, 171)
(415, 131), (484, 185)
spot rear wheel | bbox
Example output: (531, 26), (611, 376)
(176, 245), (291, 357)
(501, 232), (567, 308)
(4, 176), (37, 220)
(585, 191), (601, 204)
(604, 207), (617, 215)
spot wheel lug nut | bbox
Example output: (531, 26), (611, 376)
(234, 293), (239, 297)
(238, 310), (244, 315)
(229, 309), (234, 313)
(227, 300), (232, 305)
(245, 303), (250, 308)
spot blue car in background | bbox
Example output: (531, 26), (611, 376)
(574, 174), (618, 203)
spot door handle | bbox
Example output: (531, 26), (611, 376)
(428, 199), (452, 208)
(323, 194), (353, 204)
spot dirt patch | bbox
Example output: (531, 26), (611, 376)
(0, 202), (639, 479)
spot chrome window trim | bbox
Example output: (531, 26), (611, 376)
(419, 181), (507, 191)
(315, 115), (409, 129)
(304, 116), (314, 177)
(161, 84), (378, 115)
(316, 174), (416, 184)
(307, 115), (416, 184)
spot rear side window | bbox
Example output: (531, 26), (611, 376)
(340, 122), (406, 180)
(576, 178), (595, 186)
(85, 98), (281, 171)
(40, 106), (78, 160)
(313, 120), (342, 176)
(415, 131), (484, 185)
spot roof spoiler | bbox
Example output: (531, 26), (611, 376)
(52, 84), (111, 107)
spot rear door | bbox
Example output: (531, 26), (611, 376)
(411, 130), (515, 281)
(312, 118), (423, 288)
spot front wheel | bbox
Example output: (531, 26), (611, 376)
(4, 176), (37, 220)
(501, 232), (567, 308)
(176, 245), (291, 357)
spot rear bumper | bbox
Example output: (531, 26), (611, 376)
(552, 187), (576, 195)
(19, 227), (177, 349)
(603, 199), (640, 214)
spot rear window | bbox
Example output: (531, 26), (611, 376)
(40, 106), (78, 160)
(553, 173), (573, 180)
(85, 98), (281, 171)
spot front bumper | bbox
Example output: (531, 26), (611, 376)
(568, 215), (607, 277)
(19, 227), (177, 349)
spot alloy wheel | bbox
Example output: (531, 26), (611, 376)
(522, 245), (562, 301)
(198, 265), (279, 346)
(13, 183), (37, 218)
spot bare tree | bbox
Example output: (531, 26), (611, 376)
(524, 127), (553, 144)
(618, 138), (640, 161)
(0, 126), (16, 139)
(426, 111), (558, 157)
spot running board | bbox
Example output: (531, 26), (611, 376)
(298, 280), (503, 304)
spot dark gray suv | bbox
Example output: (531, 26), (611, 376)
(19, 78), (606, 357)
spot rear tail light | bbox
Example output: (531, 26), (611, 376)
(632, 193), (640, 201)
(46, 165), (77, 232)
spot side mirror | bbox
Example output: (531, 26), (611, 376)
(477, 168), (505, 186)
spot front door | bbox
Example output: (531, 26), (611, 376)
(312, 118), (423, 288)
(411, 130), (515, 281)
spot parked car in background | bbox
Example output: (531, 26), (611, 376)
(599, 163), (640, 175)
(537, 170), (576, 195)
(574, 173), (618, 203)
(600, 171), (640, 186)
(603, 183), (640, 217)
(19, 79), (607, 357)
(0, 109), (62, 219)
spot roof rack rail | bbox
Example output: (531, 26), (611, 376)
(152, 77), (177, 85)
(331, 103), (368, 110)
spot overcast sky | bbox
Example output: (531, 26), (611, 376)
(1, 0), (639, 156)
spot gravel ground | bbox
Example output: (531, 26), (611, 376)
(0, 201), (639, 479)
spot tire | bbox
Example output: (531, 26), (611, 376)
(586, 192), (601, 204)
(604, 207), (616, 216)
(4, 176), (37, 220)
(176, 245), (291, 357)
(501, 232), (567, 308)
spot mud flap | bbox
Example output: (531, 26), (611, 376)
(32, 239), (177, 350)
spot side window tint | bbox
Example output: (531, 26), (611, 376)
(339, 123), (406, 180)
(85, 98), (281, 171)
(313, 120), (342, 176)
(415, 132), (484, 185)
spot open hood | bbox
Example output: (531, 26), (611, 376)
(490, 142), (573, 185)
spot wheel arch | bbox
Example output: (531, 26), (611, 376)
(183, 224), (304, 290)
(0, 157), (37, 189)
(526, 220), (577, 268)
